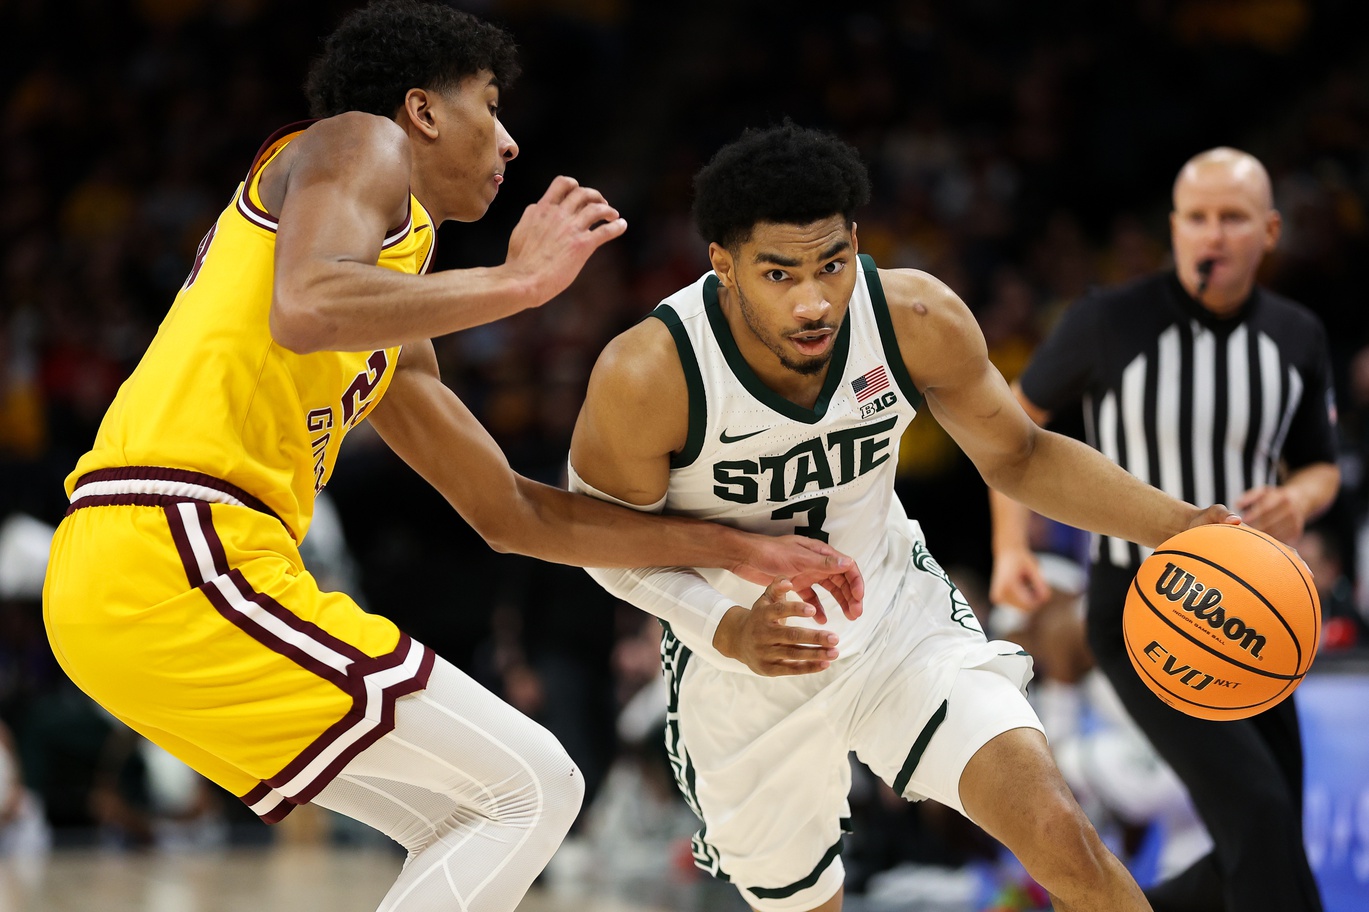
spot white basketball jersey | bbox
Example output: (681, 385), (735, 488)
(657, 254), (923, 663)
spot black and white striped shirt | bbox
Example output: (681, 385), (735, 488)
(1020, 272), (1337, 569)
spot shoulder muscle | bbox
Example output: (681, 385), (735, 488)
(274, 114), (412, 260)
(586, 317), (688, 451)
(876, 267), (988, 392)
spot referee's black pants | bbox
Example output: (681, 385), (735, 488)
(1086, 562), (1324, 912)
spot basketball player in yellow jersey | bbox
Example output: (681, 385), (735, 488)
(41, 4), (861, 911)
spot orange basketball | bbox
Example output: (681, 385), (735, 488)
(1123, 523), (1321, 720)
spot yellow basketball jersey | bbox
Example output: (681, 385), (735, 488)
(67, 122), (436, 541)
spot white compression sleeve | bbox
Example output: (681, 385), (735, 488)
(566, 463), (742, 667)
(312, 657), (583, 912)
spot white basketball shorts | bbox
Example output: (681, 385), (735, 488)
(661, 543), (1041, 911)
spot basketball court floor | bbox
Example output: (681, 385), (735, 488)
(0, 845), (678, 912)
(0, 843), (982, 912)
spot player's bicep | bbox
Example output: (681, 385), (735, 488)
(891, 274), (1039, 472)
(924, 354), (1039, 472)
(570, 324), (686, 506)
(271, 117), (412, 329)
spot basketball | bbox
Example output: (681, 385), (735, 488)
(1123, 523), (1321, 721)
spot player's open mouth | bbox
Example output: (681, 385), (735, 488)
(789, 329), (833, 356)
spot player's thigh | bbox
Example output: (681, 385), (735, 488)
(113, 714), (261, 805)
(673, 655), (852, 908)
(858, 663), (1043, 816)
(46, 503), (407, 783)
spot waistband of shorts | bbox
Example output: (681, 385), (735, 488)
(67, 466), (281, 522)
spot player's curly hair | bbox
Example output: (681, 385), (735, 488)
(692, 121), (871, 250)
(305, 0), (520, 119)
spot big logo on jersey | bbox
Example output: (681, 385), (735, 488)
(711, 416), (898, 504)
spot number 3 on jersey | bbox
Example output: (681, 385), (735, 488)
(772, 496), (830, 542)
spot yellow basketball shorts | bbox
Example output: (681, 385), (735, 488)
(42, 467), (434, 823)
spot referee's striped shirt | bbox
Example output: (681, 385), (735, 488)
(1019, 272), (1338, 569)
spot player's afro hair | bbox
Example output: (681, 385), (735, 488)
(305, 0), (520, 119)
(692, 121), (871, 250)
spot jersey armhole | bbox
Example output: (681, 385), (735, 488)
(648, 304), (707, 469)
(860, 254), (924, 410)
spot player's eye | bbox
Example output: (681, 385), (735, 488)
(765, 270), (788, 282)
(822, 260), (846, 275)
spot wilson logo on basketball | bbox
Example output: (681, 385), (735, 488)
(1154, 563), (1267, 657)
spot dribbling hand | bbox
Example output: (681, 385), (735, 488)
(1184, 504), (1244, 532)
(712, 578), (841, 677)
(505, 176), (627, 304)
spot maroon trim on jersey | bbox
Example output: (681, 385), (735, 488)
(379, 207), (413, 250)
(193, 567), (355, 692)
(237, 120), (318, 232)
(270, 640), (436, 807)
(241, 783), (295, 824)
(246, 120), (318, 180)
(162, 502), (435, 823)
(163, 501), (208, 588)
(237, 121), (416, 241)
(66, 492), (211, 517)
(418, 223), (438, 274)
(70, 466), (280, 521)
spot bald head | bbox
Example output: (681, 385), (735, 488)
(1173, 147), (1274, 212)
(1169, 147), (1281, 316)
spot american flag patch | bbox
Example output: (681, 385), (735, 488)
(851, 366), (890, 403)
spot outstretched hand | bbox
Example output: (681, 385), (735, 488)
(712, 578), (841, 677)
(988, 547), (1051, 613)
(731, 534), (864, 622)
(1234, 487), (1303, 544)
(505, 176), (627, 305)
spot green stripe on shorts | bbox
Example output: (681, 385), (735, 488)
(746, 834), (845, 900)
(893, 699), (949, 796)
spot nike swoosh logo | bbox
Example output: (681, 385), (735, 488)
(719, 427), (769, 444)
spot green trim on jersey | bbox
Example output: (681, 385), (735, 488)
(860, 254), (924, 410)
(660, 623), (724, 879)
(747, 834), (845, 899)
(650, 304), (708, 469)
(894, 699), (949, 796)
(701, 275), (852, 425)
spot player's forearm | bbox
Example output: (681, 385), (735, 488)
(986, 430), (1197, 549)
(496, 477), (756, 571)
(271, 263), (540, 354)
(989, 486), (1034, 557)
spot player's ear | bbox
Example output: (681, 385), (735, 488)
(708, 242), (735, 287)
(401, 88), (439, 140)
(850, 221), (860, 254)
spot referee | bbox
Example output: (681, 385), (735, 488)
(990, 148), (1339, 912)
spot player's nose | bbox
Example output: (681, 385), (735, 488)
(794, 293), (830, 321)
(499, 122), (518, 161)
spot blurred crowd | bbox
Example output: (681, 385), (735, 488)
(1, 0), (1368, 906)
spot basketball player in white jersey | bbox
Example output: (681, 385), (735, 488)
(569, 123), (1239, 912)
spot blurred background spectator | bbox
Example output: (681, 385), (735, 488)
(2, 0), (1368, 908)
